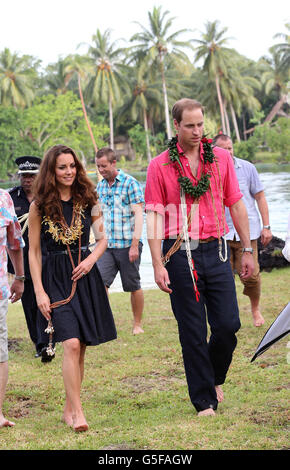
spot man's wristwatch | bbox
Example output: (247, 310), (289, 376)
(263, 225), (271, 230)
(15, 275), (25, 281)
(242, 247), (254, 254)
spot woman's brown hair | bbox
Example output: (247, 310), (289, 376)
(33, 144), (97, 222)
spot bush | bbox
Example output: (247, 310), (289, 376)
(253, 118), (290, 162)
(233, 137), (258, 162)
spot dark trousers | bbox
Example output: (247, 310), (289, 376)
(163, 239), (241, 412)
(21, 279), (44, 352)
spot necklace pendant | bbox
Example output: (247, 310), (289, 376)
(64, 228), (72, 238)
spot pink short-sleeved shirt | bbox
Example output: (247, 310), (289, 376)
(145, 141), (242, 240)
(0, 189), (25, 299)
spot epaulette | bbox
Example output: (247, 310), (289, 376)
(8, 186), (18, 193)
(8, 186), (21, 196)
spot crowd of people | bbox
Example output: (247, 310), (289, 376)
(0, 98), (289, 429)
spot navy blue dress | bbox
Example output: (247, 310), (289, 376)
(37, 199), (117, 346)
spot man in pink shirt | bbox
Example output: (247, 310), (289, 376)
(145, 98), (254, 416)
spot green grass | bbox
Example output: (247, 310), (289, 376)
(1, 267), (290, 450)
(255, 151), (289, 164)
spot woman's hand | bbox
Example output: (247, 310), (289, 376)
(36, 291), (52, 320)
(71, 256), (95, 281)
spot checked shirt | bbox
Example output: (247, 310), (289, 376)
(97, 169), (144, 248)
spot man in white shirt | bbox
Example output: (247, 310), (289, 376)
(213, 134), (272, 327)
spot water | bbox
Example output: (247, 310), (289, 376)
(2, 166), (289, 292)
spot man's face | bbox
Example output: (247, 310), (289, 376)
(20, 173), (36, 192)
(174, 108), (204, 150)
(216, 138), (234, 158)
(96, 156), (117, 181)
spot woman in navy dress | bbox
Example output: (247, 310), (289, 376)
(29, 144), (116, 432)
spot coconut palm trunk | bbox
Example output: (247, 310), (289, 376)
(230, 103), (241, 142)
(109, 93), (114, 149)
(215, 75), (226, 133)
(78, 74), (98, 153)
(159, 53), (172, 140)
(264, 94), (287, 123)
(224, 101), (231, 136)
(143, 107), (152, 162)
(77, 73), (102, 180)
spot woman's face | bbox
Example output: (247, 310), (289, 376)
(55, 153), (77, 188)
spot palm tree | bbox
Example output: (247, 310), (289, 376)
(60, 54), (101, 156)
(117, 60), (164, 162)
(45, 58), (76, 95)
(261, 47), (289, 123)
(220, 57), (261, 141)
(273, 23), (290, 74)
(0, 48), (36, 108)
(85, 29), (127, 148)
(130, 6), (193, 139)
(192, 20), (233, 133)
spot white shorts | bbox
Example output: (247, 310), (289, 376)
(0, 299), (8, 362)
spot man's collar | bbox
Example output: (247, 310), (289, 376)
(176, 140), (204, 161)
(233, 156), (241, 168)
(104, 168), (123, 185)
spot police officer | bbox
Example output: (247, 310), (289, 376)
(8, 156), (50, 360)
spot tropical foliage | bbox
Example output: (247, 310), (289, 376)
(0, 7), (289, 176)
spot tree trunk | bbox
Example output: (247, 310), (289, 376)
(224, 101), (231, 136)
(230, 103), (241, 142)
(159, 53), (172, 140)
(77, 74), (101, 180)
(215, 75), (226, 133)
(78, 74), (98, 154)
(109, 94), (114, 149)
(264, 94), (287, 124)
(242, 114), (247, 140)
(143, 108), (152, 162)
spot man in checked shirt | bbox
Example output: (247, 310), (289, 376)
(96, 148), (144, 335)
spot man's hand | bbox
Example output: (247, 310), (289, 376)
(260, 227), (272, 247)
(240, 253), (255, 280)
(129, 244), (139, 263)
(9, 279), (24, 303)
(154, 264), (172, 294)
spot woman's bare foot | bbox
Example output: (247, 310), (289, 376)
(252, 310), (265, 327)
(133, 325), (144, 335)
(215, 385), (224, 403)
(198, 408), (215, 417)
(62, 401), (73, 427)
(72, 413), (88, 432)
(62, 413), (73, 427)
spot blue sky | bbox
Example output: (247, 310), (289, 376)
(1, 0), (288, 67)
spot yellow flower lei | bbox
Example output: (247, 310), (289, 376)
(42, 202), (85, 245)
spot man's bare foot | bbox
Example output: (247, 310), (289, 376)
(198, 408), (215, 417)
(215, 385), (224, 403)
(252, 310), (265, 327)
(0, 417), (15, 428)
(133, 325), (144, 335)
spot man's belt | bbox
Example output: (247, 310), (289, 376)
(198, 236), (216, 244)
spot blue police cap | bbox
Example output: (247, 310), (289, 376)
(15, 156), (42, 174)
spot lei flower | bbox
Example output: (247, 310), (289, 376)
(167, 135), (215, 199)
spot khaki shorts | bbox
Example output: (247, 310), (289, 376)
(0, 299), (8, 362)
(229, 238), (261, 298)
